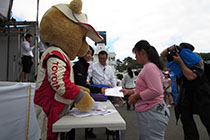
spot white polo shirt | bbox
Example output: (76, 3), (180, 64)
(87, 62), (116, 87)
(21, 40), (34, 57)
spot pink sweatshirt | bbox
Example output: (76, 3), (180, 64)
(135, 62), (164, 112)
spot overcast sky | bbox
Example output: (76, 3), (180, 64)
(12, 0), (210, 60)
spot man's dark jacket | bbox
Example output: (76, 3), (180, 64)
(73, 58), (101, 93)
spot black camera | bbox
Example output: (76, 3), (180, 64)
(167, 45), (182, 62)
(167, 43), (195, 62)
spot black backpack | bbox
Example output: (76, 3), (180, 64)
(204, 61), (210, 85)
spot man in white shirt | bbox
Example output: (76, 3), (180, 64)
(87, 50), (116, 135)
(19, 34), (35, 82)
(87, 50), (116, 87)
(38, 41), (47, 59)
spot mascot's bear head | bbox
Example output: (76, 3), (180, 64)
(39, 0), (103, 60)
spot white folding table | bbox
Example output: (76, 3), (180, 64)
(53, 100), (126, 140)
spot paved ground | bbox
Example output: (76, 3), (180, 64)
(74, 103), (209, 140)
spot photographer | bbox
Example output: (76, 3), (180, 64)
(161, 43), (210, 140)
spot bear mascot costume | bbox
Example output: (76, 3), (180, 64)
(34, 0), (103, 139)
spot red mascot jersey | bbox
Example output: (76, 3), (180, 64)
(34, 46), (81, 140)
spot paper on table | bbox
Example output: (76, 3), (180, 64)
(69, 105), (117, 118)
(105, 86), (124, 97)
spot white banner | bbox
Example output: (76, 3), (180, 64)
(0, 82), (40, 140)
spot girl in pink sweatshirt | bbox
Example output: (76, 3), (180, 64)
(121, 40), (170, 140)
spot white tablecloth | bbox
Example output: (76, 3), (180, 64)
(0, 82), (40, 140)
(53, 100), (126, 132)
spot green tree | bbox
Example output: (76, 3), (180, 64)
(116, 57), (143, 72)
(198, 52), (210, 60)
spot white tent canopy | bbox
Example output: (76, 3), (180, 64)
(0, 0), (13, 20)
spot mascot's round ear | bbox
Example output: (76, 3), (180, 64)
(53, 0), (103, 42)
(69, 0), (82, 14)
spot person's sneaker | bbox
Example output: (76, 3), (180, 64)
(86, 130), (96, 138)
